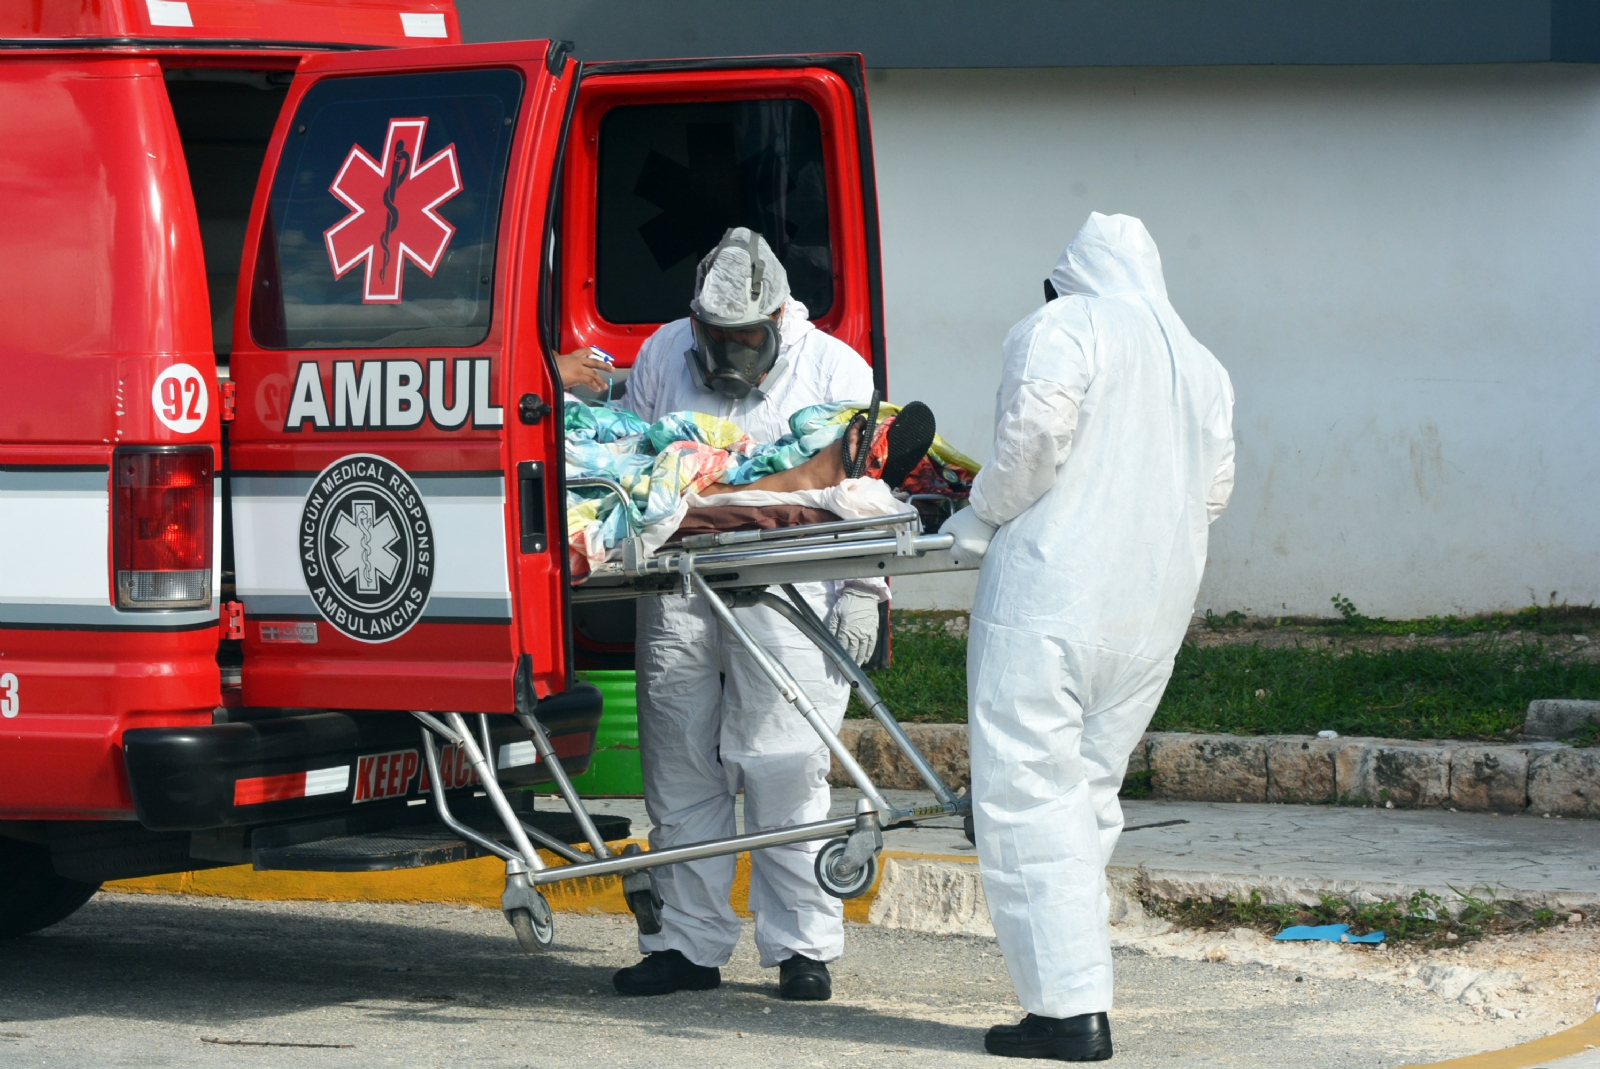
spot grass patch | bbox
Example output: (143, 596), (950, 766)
(1150, 886), (1559, 948)
(855, 613), (968, 722)
(1156, 640), (1599, 739)
(863, 608), (1600, 737)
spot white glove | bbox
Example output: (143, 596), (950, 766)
(940, 506), (998, 565)
(825, 588), (882, 664)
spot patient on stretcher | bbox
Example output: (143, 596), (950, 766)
(563, 398), (976, 576)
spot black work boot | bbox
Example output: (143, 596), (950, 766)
(612, 950), (721, 997)
(984, 1012), (1112, 1061)
(777, 954), (832, 1001)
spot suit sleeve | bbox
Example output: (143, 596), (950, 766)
(621, 329), (668, 424)
(968, 315), (1094, 527)
(826, 342), (876, 404)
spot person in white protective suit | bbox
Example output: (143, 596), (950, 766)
(602, 228), (882, 1001)
(941, 212), (1235, 1061)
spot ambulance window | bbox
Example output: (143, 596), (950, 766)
(595, 100), (833, 325)
(165, 70), (292, 362)
(251, 68), (523, 350)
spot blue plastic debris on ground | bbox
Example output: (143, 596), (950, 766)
(1274, 923), (1385, 944)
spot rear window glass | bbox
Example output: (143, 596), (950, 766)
(596, 100), (833, 325)
(251, 68), (523, 349)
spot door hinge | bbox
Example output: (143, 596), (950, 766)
(518, 393), (552, 425)
(514, 653), (537, 716)
(221, 600), (244, 640)
(219, 381), (237, 422)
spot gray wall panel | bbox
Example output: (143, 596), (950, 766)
(457, 0), (1598, 67)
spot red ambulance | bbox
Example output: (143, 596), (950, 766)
(0, 1), (887, 938)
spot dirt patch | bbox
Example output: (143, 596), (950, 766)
(1185, 619), (1600, 661)
(1114, 903), (1599, 1028)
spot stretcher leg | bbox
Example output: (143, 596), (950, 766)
(690, 573), (911, 897)
(412, 711), (556, 952)
(514, 710), (665, 932)
(691, 573), (894, 818)
(769, 584), (965, 810)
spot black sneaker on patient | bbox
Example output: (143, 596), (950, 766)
(984, 1012), (1112, 1061)
(612, 949), (721, 996)
(777, 954), (832, 1001)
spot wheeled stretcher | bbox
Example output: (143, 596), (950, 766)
(410, 489), (980, 951)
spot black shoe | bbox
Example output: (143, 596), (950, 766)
(984, 1013), (1112, 1061)
(777, 954), (832, 1001)
(612, 950), (721, 997)
(880, 401), (937, 489)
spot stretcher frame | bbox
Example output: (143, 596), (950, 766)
(410, 486), (978, 951)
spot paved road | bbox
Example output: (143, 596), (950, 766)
(0, 894), (1537, 1069)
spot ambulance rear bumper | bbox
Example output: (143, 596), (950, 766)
(121, 685), (603, 831)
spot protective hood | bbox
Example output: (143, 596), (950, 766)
(1048, 211), (1169, 301)
(689, 227), (790, 325)
(688, 228), (791, 398)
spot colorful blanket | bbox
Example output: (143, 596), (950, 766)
(563, 400), (977, 572)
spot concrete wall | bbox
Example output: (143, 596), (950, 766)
(873, 65), (1600, 616)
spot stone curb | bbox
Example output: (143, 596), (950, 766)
(867, 856), (1600, 942)
(829, 723), (1600, 818)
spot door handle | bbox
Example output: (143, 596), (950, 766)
(518, 461), (547, 553)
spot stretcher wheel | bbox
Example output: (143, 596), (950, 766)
(627, 888), (663, 936)
(814, 838), (879, 899)
(963, 813), (976, 846)
(508, 893), (555, 953)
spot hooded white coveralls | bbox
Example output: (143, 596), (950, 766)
(967, 213), (1235, 1018)
(623, 298), (876, 969)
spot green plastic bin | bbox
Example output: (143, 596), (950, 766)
(539, 669), (642, 796)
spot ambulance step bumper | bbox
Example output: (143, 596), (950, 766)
(252, 811), (632, 873)
(122, 685), (604, 832)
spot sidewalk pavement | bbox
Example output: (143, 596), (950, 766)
(580, 789), (1600, 919)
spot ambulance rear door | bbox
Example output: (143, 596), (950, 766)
(548, 53), (888, 662)
(227, 40), (575, 713)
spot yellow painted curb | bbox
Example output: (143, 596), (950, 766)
(102, 846), (972, 924)
(1398, 1015), (1600, 1069)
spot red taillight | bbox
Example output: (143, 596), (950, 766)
(114, 447), (213, 610)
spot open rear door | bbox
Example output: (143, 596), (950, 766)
(549, 54), (888, 664)
(228, 40), (576, 713)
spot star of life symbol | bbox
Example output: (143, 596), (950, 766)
(331, 500), (400, 595)
(324, 117), (463, 303)
(300, 454), (434, 644)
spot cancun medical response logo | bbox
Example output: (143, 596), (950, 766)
(300, 454), (433, 643)
(324, 117), (462, 303)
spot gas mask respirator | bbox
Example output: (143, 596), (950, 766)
(687, 229), (785, 399)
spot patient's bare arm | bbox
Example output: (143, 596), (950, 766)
(697, 422), (854, 497)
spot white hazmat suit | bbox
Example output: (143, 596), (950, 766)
(623, 253), (878, 970)
(965, 213), (1235, 1019)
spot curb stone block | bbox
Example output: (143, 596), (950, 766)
(831, 723), (969, 791)
(1150, 733), (1268, 802)
(1527, 746), (1600, 818)
(1448, 745), (1529, 813)
(1121, 734), (1154, 796)
(1265, 736), (1339, 803)
(867, 857), (992, 936)
(1524, 699), (1600, 741)
(1336, 742), (1452, 807)
(830, 724), (1595, 817)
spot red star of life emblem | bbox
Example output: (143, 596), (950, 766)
(323, 117), (463, 304)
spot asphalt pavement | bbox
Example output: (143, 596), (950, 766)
(0, 893), (1542, 1069)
